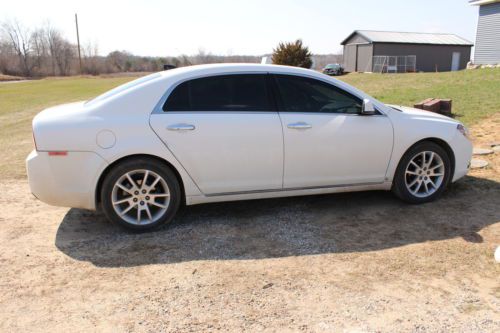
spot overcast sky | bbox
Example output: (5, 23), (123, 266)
(1, 0), (479, 57)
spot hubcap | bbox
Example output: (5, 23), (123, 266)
(111, 169), (170, 225)
(405, 151), (445, 198)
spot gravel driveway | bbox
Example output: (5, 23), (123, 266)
(1, 117), (499, 332)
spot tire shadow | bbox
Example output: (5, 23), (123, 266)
(55, 176), (500, 267)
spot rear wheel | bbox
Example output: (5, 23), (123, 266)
(101, 158), (181, 231)
(392, 142), (452, 204)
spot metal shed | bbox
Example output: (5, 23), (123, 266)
(341, 30), (473, 73)
(470, 0), (500, 65)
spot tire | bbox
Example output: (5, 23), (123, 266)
(101, 157), (181, 231)
(392, 141), (452, 204)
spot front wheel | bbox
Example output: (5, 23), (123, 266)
(101, 158), (181, 231)
(392, 142), (452, 204)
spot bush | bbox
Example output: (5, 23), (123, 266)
(272, 39), (312, 68)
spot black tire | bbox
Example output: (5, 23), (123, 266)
(101, 157), (181, 231)
(392, 141), (452, 204)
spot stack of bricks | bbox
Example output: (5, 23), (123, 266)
(414, 98), (452, 116)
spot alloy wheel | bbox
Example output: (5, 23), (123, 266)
(111, 169), (170, 225)
(404, 151), (445, 198)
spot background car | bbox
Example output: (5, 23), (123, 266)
(322, 63), (344, 76)
(26, 64), (472, 231)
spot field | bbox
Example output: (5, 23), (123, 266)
(1, 68), (499, 180)
(0, 70), (499, 332)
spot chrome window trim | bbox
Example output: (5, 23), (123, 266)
(152, 70), (387, 116)
(152, 71), (269, 114)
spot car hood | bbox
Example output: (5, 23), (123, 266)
(387, 104), (458, 123)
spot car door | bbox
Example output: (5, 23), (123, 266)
(273, 74), (393, 188)
(150, 73), (283, 195)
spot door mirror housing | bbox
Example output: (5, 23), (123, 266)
(361, 98), (377, 115)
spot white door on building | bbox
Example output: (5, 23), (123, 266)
(451, 52), (461, 71)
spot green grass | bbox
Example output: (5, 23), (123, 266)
(1, 69), (499, 180)
(0, 76), (141, 179)
(338, 68), (500, 126)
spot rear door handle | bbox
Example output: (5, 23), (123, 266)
(287, 122), (312, 130)
(167, 123), (196, 131)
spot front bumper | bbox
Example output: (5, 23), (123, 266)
(26, 150), (108, 210)
(450, 132), (473, 182)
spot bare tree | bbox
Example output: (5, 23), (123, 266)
(0, 39), (15, 74)
(82, 41), (101, 75)
(31, 28), (49, 74)
(106, 50), (130, 72)
(1, 19), (34, 76)
(44, 24), (75, 75)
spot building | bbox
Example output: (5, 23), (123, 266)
(470, 0), (500, 65)
(341, 30), (473, 73)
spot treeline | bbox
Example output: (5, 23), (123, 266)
(0, 19), (342, 77)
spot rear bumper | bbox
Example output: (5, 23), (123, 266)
(26, 150), (108, 210)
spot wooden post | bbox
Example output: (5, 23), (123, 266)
(75, 13), (82, 74)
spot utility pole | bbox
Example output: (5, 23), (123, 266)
(75, 13), (82, 74)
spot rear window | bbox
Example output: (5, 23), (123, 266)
(163, 74), (272, 112)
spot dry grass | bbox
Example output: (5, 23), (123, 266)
(0, 74), (24, 82)
(0, 71), (498, 331)
(0, 116), (498, 330)
(1, 69), (500, 180)
(0, 75), (142, 179)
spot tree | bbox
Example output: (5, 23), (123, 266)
(1, 19), (34, 76)
(106, 50), (130, 72)
(44, 25), (74, 76)
(271, 39), (312, 69)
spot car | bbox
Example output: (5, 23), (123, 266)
(322, 63), (344, 76)
(26, 64), (472, 231)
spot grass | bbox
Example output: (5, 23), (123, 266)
(1, 69), (499, 180)
(338, 68), (500, 126)
(0, 76), (140, 179)
(0, 74), (24, 82)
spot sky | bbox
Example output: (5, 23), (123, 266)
(1, 0), (480, 57)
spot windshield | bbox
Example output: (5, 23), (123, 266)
(85, 72), (161, 106)
(325, 64), (340, 69)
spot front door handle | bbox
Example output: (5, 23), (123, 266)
(167, 123), (196, 131)
(287, 122), (312, 130)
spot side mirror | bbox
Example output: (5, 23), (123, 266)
(361, 98), (376, 115)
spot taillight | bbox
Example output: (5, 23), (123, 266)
(48, 151), (68, 156)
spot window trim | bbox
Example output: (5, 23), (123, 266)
(157, 72), (277, 113)
(152, 71), (385, 116)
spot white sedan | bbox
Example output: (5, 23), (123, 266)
(26, 64), (472, 231)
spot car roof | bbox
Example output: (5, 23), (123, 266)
(157, 63), (324, 79)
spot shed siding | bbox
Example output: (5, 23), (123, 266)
(474, 2), (500, 64)
(373, 43), (471, 72)
(356, 44), (373, 72)
(344, 34), (369, 45)
(343, 45), (357, 72)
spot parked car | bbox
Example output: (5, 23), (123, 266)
(27, 64), (472, 231)
(322, 63), (344, 76)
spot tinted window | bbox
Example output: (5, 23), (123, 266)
(163, 74), (272, 111)
(274, 75), (362, 114)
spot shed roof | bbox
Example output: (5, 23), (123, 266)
(469, 0), (500, 6)
(341, 30), (473, 46)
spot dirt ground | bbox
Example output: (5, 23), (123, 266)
(1, 116), (499, 332)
